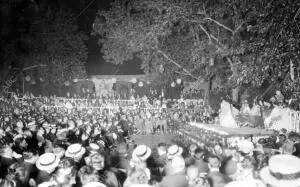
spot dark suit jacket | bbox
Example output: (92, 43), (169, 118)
(0, 156), (15, 178)
(159, 171), (188, 187)
(194, 159), (209, 173)
(24, 161), (38, 184)
(293, 142), (300, 158)
(35, 170), (51, 185)
(207, 171), (232, 187)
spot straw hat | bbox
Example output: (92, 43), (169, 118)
(87, 143), (100, 153)
(65, 143), (86, 158)
(225, 180), (265, 187)
(239, 140), (254, 156)
(36, 153), (60, 172)
(260, 154), (300, 187)
(83, 182), (107, 187)
(167, 145), (183, 159)
(132, 145), (152, 161)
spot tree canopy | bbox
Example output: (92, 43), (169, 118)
(93, 0), (300, 97)
(0, 1), (88, 91)
(22, 9), (88, 85)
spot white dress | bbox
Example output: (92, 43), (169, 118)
(219, 101), (239, 128)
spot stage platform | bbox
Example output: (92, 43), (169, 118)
(131, 134), (175, 148)
(189, 122), (274, 137)
(177, 122), (274, 147)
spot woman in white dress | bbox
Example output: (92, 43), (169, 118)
(219, 100), (239, 128)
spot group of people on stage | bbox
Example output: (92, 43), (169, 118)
(1, 92), (300, 187)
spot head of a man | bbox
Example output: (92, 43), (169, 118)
(208, 156), (221, 171)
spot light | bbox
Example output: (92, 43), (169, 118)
(131, 78), (137, 84)
(73, 78), (78, 83)
(176, 78), (182, 84)
(40, 77), (44, 82)
(25, 76), (31, 82)
(159, 64), (164, 73)
(171, 82), (176, 87)
(147, 81), (151, 85)
(64, 81), (70, 86)
(209, 58), (214, 66)
(138, 81), (144, 87)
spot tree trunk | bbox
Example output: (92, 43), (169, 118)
(232, 87), (239, 103)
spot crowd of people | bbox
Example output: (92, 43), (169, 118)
(1, 92), (300, 187)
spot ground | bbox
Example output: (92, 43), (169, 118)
(131, 134), (175, 148)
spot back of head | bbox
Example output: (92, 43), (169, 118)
(78, 165), (100, 186)
(171, 156), (185, 172)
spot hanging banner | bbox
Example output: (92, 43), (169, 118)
(0, 74), (17, 95)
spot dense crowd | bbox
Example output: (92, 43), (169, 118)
(1, 93), (300, 187)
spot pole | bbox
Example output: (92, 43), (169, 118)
(23, 77), (25, 94)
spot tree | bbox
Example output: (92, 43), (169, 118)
(231, 0), (300, 96)
(93, 0), (245, 87)
(22, 8), (88, 86)
(93, 0), (300, 99)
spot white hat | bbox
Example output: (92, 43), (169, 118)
(260, 154), (300, 187)
(88, 143), (100, 153)
(132, 145), (152, 161)
(225, 180), (265, 187)
(36, 153), (60, 172)
(239, 140), (254, 155)
(167, 145), (183, 159)
(65, 143), (86, 158)
(83, 182), (107, 187)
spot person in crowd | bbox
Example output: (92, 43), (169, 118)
(159, 156), (188, 187)
(87, 151), (121, 187)
(260, 154), (300, 187)
(207, 155), (231, 187)
(185, 143), (198, 167)
(35, 153), (60, 185)
(1, 91), (300, 187)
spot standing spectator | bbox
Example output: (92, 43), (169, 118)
(207, 156), (231, 187)
(159, 156), (188, 187)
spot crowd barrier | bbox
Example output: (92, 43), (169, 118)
(41, 105), (161, 112)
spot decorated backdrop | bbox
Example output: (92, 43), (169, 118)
(92, 78), (115, 97)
